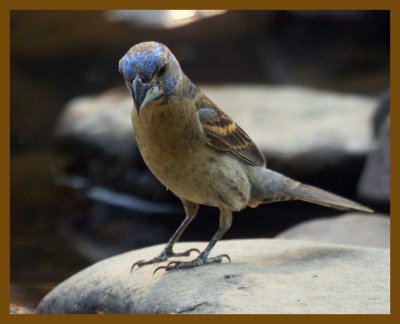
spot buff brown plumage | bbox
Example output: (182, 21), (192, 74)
(119, 41), (373, 273)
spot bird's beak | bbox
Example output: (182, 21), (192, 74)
(131, 75), (162, 112)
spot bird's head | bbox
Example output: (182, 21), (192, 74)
(119, 41), (181, 112)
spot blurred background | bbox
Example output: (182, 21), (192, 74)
(10, 10), (390, 312)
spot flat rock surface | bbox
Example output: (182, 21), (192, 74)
(37, 239), (389, 314)
(277, 213), (390, 248)
(57, 85), (377, 161)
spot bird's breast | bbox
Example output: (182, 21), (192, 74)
(131, 103), (251, 211)
(132, 103), (201, 182)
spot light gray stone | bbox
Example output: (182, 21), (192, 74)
(277, 213), (390, 248)
(55, 88), (136, 158)
(357, 114), (390, 204)
(372, 90), (390, 136)
(55, 85), (378, 178)
(37, 239), (389, 314)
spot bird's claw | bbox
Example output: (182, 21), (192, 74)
(130, 256), (166, 272)
(130, 248), (201, 272)
(153, 265), (167, 276)
(182, 248), (201, 256)
(152, 261), (182, 276)
(219, 254), (231, 263)
(153, 261), (180, 276)
(152, 253), (231, 275)
(130, 259), (148, 272)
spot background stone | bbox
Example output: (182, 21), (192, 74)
(276, 213), (389, 248)
(357, 92), (390, 205)
(55, 85), (378, 195)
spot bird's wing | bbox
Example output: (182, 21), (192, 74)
(197, 106), (266, 167)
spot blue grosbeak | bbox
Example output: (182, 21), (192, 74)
(119, 41), (372, 273)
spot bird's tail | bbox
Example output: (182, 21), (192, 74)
(288, 182), (373, 213)
(248, 168), (373, 213)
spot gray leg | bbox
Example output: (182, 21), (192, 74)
(154, 208), (232, 273)
(158, 199), (199, 256)
(131, 199), (199, 271)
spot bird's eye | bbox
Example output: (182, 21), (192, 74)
(157, 64), (167, 78)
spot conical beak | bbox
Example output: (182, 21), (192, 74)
(131, 75), (162, 112)
(131, 75), (148, 112)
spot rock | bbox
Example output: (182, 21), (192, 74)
(55, 88), (136, 160)
(55, 85), (378, 187)
(372, 90), (390, 136)
(357, 92), (390, 204)
(10, 304), (35, 314)
(37, 239), (389, 314)
(276, 213), (390, 248)
(106, 10), (227, 29)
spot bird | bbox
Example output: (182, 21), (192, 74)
(118, 41), (373, 273)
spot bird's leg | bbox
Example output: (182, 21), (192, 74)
(156, 200), (200, 258)
(154, 209), (232, 273)
(131, 199), (199, 271)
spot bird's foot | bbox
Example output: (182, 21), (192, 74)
(153, 253), (231, 275)
(130, 248), (200, 272)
